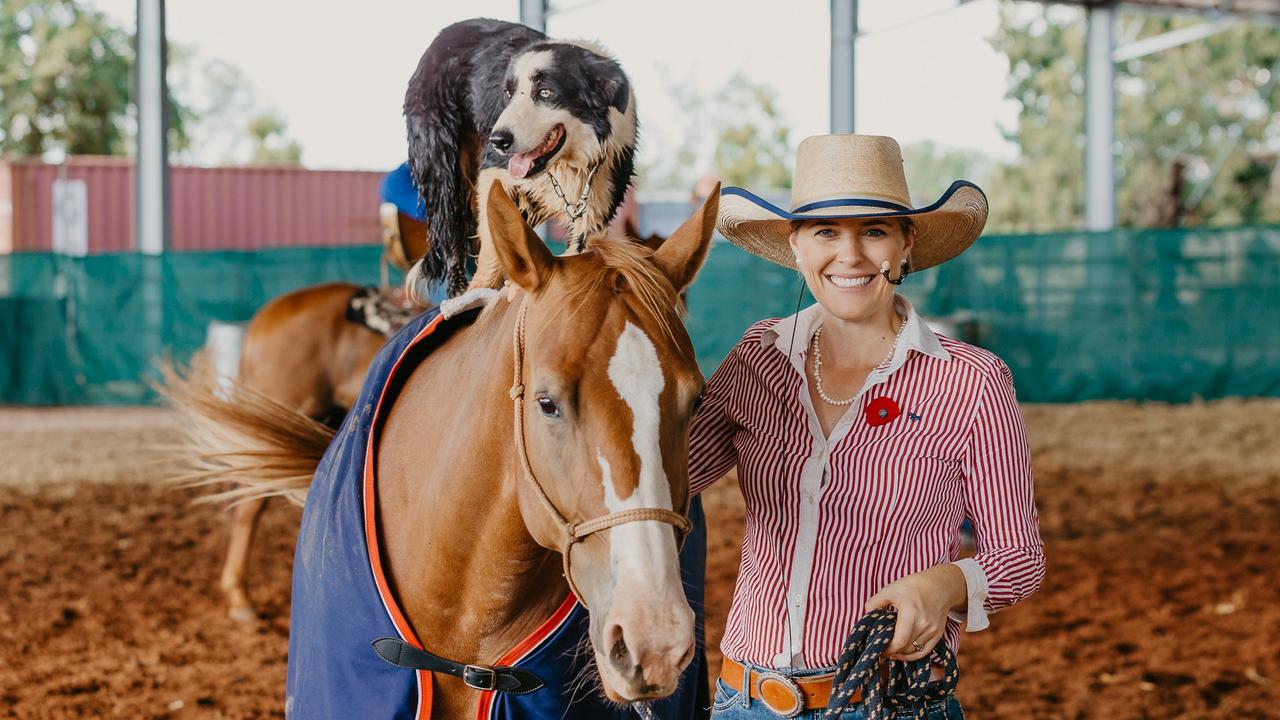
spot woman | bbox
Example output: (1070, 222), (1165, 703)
(691, 135), (1045, 719)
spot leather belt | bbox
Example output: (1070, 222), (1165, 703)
(720, 657), (861, 717)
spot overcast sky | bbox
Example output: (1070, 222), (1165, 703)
(91, 0), (1021, 172)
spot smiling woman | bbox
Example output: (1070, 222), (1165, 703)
(692, 134), (1044, 719)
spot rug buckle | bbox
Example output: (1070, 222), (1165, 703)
(463, 664), (499, 691)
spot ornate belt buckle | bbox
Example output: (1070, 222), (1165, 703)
(756, 671), (805, 718)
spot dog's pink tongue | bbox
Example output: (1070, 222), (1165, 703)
(508, 152), (535, 179)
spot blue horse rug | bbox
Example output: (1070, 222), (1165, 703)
(285, 306), (710, 719)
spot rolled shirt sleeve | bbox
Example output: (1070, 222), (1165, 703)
(957, 360), (1045, 626)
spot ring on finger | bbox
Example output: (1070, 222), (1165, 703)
(911, 640), (925, 652)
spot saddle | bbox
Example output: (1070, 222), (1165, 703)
(345, 285), (419, 337)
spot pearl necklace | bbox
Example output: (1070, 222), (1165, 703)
(811, 315), (907, 406)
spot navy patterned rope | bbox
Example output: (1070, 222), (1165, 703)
(822, 608), (959, 720)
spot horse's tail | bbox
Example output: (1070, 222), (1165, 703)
(156, 355), (334, 508)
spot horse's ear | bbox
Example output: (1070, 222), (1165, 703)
(652, 183), (719, 293)
(486, 180), (555, 292)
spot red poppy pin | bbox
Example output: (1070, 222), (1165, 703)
(865, 397), (901, 427)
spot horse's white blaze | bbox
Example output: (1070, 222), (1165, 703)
(602, 322), (679, 590)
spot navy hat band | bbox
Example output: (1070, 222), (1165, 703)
(791, 197), (912, 214)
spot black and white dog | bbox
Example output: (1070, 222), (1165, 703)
(403, 18), (637, 298)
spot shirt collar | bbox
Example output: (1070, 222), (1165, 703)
(761, 295), (951, 371)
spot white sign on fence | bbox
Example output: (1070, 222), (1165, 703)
(52, 179), (88, 257)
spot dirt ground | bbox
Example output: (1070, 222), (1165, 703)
(1, 400), (1278, 719)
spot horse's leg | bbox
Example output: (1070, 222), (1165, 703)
(220, 497), (267, 622)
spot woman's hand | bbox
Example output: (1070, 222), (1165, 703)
(865, 564), (967, 662)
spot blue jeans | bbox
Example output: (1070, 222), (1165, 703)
(710, 672), (965, 720)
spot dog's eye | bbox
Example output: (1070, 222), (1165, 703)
(538, 87), (554, 100)
(504, 88), (513, 99)
(536, 396), (561, 418)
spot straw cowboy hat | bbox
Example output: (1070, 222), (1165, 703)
(716, 134), (989, 271)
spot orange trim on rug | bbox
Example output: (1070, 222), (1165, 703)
(363, 313), (446, 720)
(474, 593), (581, 720)
(363, 312), (581, 720)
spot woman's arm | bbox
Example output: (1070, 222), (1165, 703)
(688, 345), (745, 496)
(956, 359), (1046, 628)
(866, 359), (1045, 661)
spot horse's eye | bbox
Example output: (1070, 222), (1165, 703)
(691, 393), (705, 415)
(538, 87), (554, 100)
(536, 396), (561, 418)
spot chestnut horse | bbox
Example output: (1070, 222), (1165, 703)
(217, 282), (389, 621)
(216, 197), (657, 623)
(167, 183), (718, 716)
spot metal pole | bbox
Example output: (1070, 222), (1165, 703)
(135, 0), (168, 394)
(1085, 2), (1115, 231)
(135, 0), (169, 254)
(521, 0), (547, 33)
(830, 0), (857, 134)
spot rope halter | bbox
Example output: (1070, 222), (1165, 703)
(508, 297), (692, 608)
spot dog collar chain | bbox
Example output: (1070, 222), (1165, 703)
(548, 158), (603, 221)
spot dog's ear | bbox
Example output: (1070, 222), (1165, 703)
(589, 55), (629, 114)
(486, 180), (555, 292)
(653, 183), (719, 293)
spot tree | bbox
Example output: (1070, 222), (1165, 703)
(710, 75), (793, 189)
(1, 0), (298, 166)
(168, 58), (304, 166)
(639, 72), (793, 192)
(0, 0), (134, 156)
(0, 0), (195, 158)
(900, 141), (993, 208)
(986, 5), (1280, 231)
(246, 111), (302, 165)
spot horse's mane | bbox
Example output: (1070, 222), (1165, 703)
(558, 239), (682, 344)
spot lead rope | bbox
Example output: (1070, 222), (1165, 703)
(508, 298), (691, 610)
(823, 608), (958, 720)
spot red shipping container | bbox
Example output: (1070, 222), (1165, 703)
(0, 156), (386, 254)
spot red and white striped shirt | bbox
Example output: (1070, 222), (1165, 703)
(690, 296), (1045, 669)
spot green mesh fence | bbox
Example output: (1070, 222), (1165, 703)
(2, 225), (1278, 405)
(0, 247), (386, 405)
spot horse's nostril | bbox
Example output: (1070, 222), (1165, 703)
(610, 636), (629, 664)
(489, 130), (514, 152)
